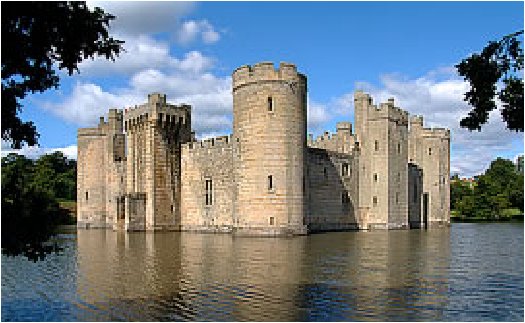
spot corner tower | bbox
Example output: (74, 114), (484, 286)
(232, 62), (307, 235)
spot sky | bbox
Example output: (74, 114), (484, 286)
(3, 1), (524, 177)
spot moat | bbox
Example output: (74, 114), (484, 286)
(2, 223), (523, 321)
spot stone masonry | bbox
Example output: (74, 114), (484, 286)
(77, 61), (450, 234)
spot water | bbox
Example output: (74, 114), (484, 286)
(2, 223), (523, 321)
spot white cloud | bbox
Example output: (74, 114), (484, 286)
(349, 69), (523, 177)
(307, 96), (331, 134)
(175, 20), (221, 45)
(39, 66), (233, 138)
(2, 144), (78, 160)
(78, 35), (214, 76)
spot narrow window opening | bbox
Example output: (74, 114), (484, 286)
(85, 191), (89, 201)
(428, 148), (432, 156)
(270, 217), (275, 225)
(398, 143), (401, 154)
(268, 97), (273, 112)
(374, 173), (378, 182)
(396, 192), (400, 204)
(324, 167), (327, 178)
(342, 163), (349, 176)
(375, 140), (379, 151)
(268, 175), (273, 190)
(205, 179), (213, 206)
(373, 196), (378, 206)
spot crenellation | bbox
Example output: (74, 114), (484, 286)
(78, 61), (450, 235)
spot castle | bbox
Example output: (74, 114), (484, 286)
(77, 62), (450, 235)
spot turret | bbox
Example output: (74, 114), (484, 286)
(232, 62), (307, 235)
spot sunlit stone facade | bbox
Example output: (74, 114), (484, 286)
(77, 62), (450, 234)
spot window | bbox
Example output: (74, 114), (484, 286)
(205, 179), (213, 206)
(374, 173), (378, 182)
(85, 191), (89, 201)
(342, 163), (349, 176)
(398, 143), (401, 154)
(397, 172), (401, 182)
(396, 192), (399, 204)
(324, 167), (327, 178)
(268, 175), (273, 190)
(268, 97), (273, 112)
(179, 116), (184, 124)
(375, 140), (379, 151)
(373, 196), (378, 206)
(428, 148), (432, 156)
(270, 217), (275, 225)
(342, 192), (350, 204)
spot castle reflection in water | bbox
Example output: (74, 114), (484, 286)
(76, 229), (451, 321)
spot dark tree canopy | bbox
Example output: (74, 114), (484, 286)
(2, 151), (77, 261)
(1, 1), (124, 148)
(456, 30), (523, 132)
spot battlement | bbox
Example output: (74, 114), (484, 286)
(308, 122), (357, 154)
(355, 92), (409, 124)
(410, 115), (450, 138)
(232, 61), (306, 90)
(182, 134), (234, 153)
(123, 93), (191, 131)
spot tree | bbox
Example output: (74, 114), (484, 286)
(1, 154), (61, 261)
(1, 1), (124, 148)
(2, 152), (78, 261)
(456, 30), (523, 132)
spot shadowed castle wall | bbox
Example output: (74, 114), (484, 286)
(306, 147), (360, 231)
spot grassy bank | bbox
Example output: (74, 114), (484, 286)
(451, 208), (523, 223)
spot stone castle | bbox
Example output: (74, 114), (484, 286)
(77, 62), (450, 235)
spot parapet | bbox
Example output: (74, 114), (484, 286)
(181, 134), (234, 154)
(123, 93), (192, 130)
(336, 122), (352, 134)
(410, 115), (450, 139)
(232, 61), (306, 90)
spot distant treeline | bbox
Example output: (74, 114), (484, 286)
(1, 152), (76, 260)
(451, 158), (524, 220)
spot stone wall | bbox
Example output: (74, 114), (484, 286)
(306, 147), (360, 231)
(308, 122), (356, 154)
(180, 136), (235, 232)
(408, 116), (450, 227)
(232, 62), (307, 235)
(77, 122), (108, 228)
(77, 62), (451, 235)
(353, 93), (409, 230)
(124, 93), (192, 231)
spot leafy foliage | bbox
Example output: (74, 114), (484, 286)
(451, 158), (524, 219)
(1, 152), (77, 261)
(1, 1), (124, 148)
(456, 30), (523, 132)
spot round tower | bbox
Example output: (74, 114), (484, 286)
(232, 62), (307, 235)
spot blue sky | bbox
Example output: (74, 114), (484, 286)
(5, 1), (524, 177)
